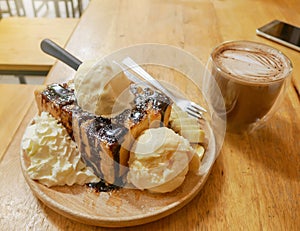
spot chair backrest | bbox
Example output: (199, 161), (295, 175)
(32, 0), (83, 18)
(0, 0), (26, 17)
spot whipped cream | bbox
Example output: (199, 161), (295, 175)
(127, 127), (194, 193)
(74, 59), (133, 117)
(22, 112), (99, 187)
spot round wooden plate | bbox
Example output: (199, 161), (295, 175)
(20, 121), (216, 228)
(20, 136), (215, 227)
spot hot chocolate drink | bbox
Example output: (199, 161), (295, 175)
(209, 41), (292, 133)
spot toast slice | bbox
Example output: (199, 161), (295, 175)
(34, 83), (76, 139)
(34, 83), (172, 185)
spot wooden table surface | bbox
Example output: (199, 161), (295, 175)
(0, 84), (36, 160)
(0, 17), (78, 74)
(1, 0), (299, 230)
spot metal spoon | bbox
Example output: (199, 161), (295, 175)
(40, 38), (82, 70)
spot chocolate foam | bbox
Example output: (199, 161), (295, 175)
(213, 42), (291, 83)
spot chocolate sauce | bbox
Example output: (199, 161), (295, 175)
(112, 109), (130, 124)
(87, 179), (119, 192)
(92, 118), (128, 145)
(83, 115), (128, 184)
(39, 83), (77, 138)
(85, 123), (102, 177)
(131, 85), (171, 124)
(151, 91), (170, 123)
(130, 109), (146, 123)
(42, 83), (75, 107)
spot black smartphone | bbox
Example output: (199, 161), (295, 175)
(256, 20), (300, 52)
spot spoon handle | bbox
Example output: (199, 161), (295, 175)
(40, 39), (82, 70)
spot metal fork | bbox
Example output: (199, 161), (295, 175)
(121, 57), (207, 119)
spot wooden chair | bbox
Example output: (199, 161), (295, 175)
(31, 0), (83, 18)
(0, 0), (26, 17)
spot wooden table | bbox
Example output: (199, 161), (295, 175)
(1, 0), (299, 230)
(0, 17), (78, 81)
(0, 84), (37, 160)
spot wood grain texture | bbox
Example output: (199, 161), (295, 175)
(0, 84), (36, 160)
(0, 17), (78, 71)
(46, 0), (300, 93)
(0, 0), (299, 230)
(1, 89), (299, 230)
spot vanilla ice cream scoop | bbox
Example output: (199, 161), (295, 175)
(74, 59), (134, 117)
(127, 127), (194, 193)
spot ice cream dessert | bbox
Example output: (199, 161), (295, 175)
(126, 104), (207, 193)
(22, 112), (99, 187)
(74, 59), (133, 117)
(127, 127), (193, 193)
(24, 59), (206, 193)
(33, 82), (172, 186)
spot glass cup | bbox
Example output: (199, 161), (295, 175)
(204, 40), (293, 133)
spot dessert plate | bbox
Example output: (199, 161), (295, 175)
(20, 120), (216, 227)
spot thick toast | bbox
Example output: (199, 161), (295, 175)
(34, 83), (76, 138)
(35, 83), (172, 185)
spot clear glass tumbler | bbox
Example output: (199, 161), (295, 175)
(204, 40), (293, 133)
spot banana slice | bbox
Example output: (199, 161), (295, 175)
(189, 144), (205, 172)
(169, 105), (205, 143)
(180, 128), (205, 143)
(169, 108), (190, 121)
(171, 118), (199, 131)
(169, 105), (206, 172)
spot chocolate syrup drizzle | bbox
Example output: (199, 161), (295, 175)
(42, 83), (75, 106)
(40, 83), (171, 192)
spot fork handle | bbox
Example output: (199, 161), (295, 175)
(122, 57), (176, 102)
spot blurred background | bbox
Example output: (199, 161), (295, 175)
(0, 0), (90, 84)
